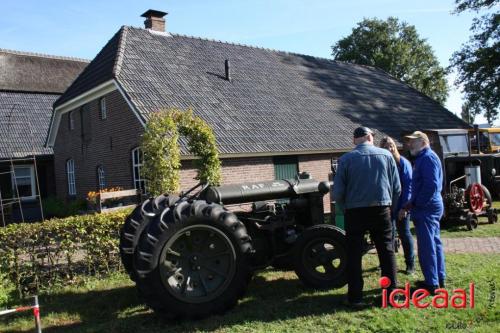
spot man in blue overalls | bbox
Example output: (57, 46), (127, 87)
(404, 131), (446, 294)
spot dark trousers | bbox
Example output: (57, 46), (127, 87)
(345, 206), (397, 302)
(392, 214), (415, 269)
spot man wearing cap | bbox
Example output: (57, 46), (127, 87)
(333, 126), (401, 307)
(404, 131), (446, 294)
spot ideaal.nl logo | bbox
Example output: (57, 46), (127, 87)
(379, 277), (475, 309)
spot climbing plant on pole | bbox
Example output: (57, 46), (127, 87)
(141, 108), (221, 196)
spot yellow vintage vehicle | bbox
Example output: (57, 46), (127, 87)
(469, 127), (500, 154)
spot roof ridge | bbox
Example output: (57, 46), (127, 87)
(113, 26), (129, 77)
(0, 48), (89, 63)
(0, 89), (62, 96)
(124, 26), (336, 63)
(171, 31), (335, 62)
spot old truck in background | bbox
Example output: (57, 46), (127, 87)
(406, 128), (498, 229)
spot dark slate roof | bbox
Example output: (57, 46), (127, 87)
(0, 49), (89, 94)
(0, 91), (58, 159)
(55, 26), (469, 154)
(1, 49), (88, 159)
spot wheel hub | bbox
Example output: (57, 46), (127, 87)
(158, 225), (237, 303)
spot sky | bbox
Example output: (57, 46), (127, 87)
(1, 0), (496, 125)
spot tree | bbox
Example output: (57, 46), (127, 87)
(461, 101), (476, 124)
(332, 17), (449, 104)
(450, 0), (499, 124)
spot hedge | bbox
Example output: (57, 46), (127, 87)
(0, 209), (131, 296)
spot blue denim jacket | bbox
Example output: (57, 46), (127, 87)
(333, 143), (401, 210)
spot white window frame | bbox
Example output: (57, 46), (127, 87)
(97, 165), (106, 191)
(69, 111), (75, 130)
(99, 97), (107, 120)
(11, 165), (36, 200)
(66, 159), (76, 196)
(131, 147), (145, 192)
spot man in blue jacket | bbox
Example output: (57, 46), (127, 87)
(404, 131), (446, 293)
(334, 127), (401, 307)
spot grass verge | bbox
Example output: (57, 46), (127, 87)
(0, 253), (498, 333)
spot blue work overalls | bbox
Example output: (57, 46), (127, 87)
(409, 147), (446, 287)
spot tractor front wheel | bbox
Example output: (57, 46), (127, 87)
(293, 224), (348, 289)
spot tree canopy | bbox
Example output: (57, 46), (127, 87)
(332, 17), (449, 105)
(450, 0), (499, 124)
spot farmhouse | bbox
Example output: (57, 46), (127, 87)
(45, 10), (468, 210)
(0, 49), (88, 221)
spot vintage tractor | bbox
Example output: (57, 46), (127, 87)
(442, 163), (497, 230)
(119, 173), (347, 319)
(400, 129), (498, 231)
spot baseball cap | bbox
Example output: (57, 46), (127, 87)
(405, 131), (429, 141)
(353, 126), (374, 138)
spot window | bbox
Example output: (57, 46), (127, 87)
(99, 97), (107, 120)
(68, 111), (74, 130)
(490, 133), (500, 146)
(80, 105), (91, 143)
(97, 166), (106, 191)
(12, 165), (36, 199)
(66, 159), (76, 196)
(439, 135), (469, 155)
(132, 147), (145, 192)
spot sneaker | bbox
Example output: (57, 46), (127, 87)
(439, 280), (445, 289)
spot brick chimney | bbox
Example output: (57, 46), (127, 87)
(141, 9), (167, 32)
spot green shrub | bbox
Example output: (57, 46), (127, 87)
(141, 108), (221, 196)
(0, 209), (131, 296)
(42, 197), (87, 218)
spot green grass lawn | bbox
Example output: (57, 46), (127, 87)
(1, 253), (498, 333)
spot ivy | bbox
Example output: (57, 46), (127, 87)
(141, 108), (222, 196)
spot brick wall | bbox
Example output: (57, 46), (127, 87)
(299, 153), (344, 213)
(180, 156), (275, 190)
(53, 90), (143, 200)
(53, 90), (342, 215)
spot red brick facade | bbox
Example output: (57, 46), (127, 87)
(53, 90), (144, 199)
(53, 89), (339, 213)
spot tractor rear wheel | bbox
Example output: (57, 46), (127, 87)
(133, 200), (253, 319)
(293, 224), (347, 289)
(119, 195), (178, 281)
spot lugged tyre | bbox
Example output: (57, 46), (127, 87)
(119, 194), (178, 281)
(293, 224), (348, 289)
(134, 200), (253, 319)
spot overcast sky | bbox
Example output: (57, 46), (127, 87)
(1, 0), (495, 124)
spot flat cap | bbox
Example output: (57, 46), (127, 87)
(353, 126), (374, 138)
(405, 131), (429, 141)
